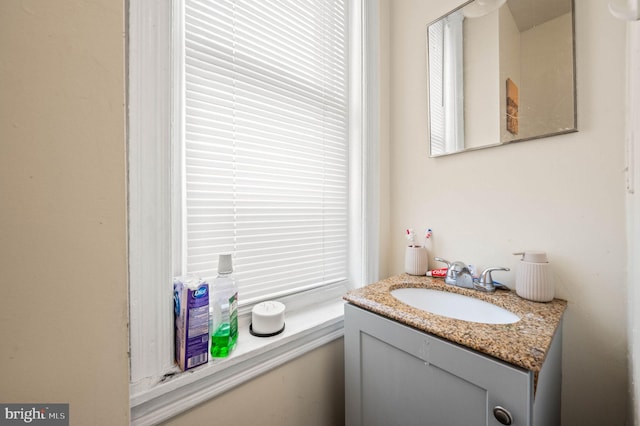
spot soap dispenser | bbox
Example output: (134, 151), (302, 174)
(513, 251), (554, 302)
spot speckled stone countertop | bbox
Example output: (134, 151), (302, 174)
(343, 274), (567, 374)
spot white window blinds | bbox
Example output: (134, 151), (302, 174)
(428, 20), (446, 155)
(427, 11), (465, 155)
(179, 0), (349, 305)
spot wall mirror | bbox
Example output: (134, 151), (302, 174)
(427, 0), (576, 157)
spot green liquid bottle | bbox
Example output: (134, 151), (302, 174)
(210, 254), (238, 358)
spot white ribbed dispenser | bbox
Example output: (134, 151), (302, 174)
(513, 251), (554, 302)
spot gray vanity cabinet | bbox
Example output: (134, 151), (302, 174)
(344, 304), (561, 426)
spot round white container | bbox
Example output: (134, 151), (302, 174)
(515, 258), (554, 302)
(251, 301), (285, 336)
(404, 246), (429, 276)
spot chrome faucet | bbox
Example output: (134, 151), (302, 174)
(435, 258), (509, 292)
(434, 258), (474, 289)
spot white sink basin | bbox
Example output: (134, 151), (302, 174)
(391, 288), (520, 324)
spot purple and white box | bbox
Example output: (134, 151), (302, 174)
(174, 276), (210, 371)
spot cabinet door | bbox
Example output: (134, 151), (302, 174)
(345, 304), (533, 426)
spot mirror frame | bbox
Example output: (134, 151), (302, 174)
(427, 0), (577, 158)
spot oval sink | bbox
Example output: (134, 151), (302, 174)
(391, 288), (520, 324)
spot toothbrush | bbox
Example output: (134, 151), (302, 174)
(406, 228), (416, 247)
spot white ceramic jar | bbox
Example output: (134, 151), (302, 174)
(405, 246), (429, 276)
(251, 301), (285, 336)
(514, 251), (554, 302)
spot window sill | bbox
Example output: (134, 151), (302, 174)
(130, 298), (345, 426)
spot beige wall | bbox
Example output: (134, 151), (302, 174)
(519, 13), (575, 140)
(465, 10), (501, 148)
(0, 0), (130, 424)
(163, 339), (345, 426)
(387, 0), (629, 424)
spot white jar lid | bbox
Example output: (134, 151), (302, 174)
(251, 301), (286, 337)
(514, 251), (548, 263)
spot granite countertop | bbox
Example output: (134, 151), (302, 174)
(343, 274), (567, 373)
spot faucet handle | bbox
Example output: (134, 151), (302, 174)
(434, 257), (451, 268)
(475, 267), (510, 292)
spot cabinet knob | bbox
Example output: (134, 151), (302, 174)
(493, 406), (513, 425)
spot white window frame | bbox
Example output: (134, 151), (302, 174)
(127, 1), (380, 425)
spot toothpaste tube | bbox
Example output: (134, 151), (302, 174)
(426, 267), (448, 278)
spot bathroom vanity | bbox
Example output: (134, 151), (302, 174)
(344, 275), (566, 426)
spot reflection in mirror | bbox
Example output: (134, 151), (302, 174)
(427, 0), (576, 157)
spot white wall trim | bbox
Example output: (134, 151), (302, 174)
(128, 0), (175, 383)
(364, 0), (381, 286)
(627, 20), (640, 426)
(130, 301), (345, 426)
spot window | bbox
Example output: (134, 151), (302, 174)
(176, 0), (351, 305)
(128, 0), (379, 424)
(427, 11), (465, 155)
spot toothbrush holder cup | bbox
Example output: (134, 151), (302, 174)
(405, 246), (429, 276)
